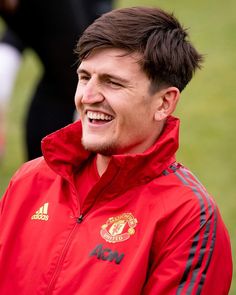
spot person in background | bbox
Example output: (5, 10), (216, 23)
(0, 0), (113, 160)
(0, 6), (232, 294)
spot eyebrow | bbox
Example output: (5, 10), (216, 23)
(77, 68), (130, 84)
(77, 68), (88, 75)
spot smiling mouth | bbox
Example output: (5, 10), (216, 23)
(87, 111), (114, 124)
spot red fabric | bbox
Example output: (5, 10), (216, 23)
(75, 155), (100, 208)
(0, 116), (232, 294)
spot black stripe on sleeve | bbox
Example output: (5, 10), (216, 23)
(175, 168), (217, 295)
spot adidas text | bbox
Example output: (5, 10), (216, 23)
(31, 213), (49, 221)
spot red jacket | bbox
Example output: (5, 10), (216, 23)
(0, 116), (232, 294)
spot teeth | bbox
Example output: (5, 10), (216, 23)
(87, 111), (113, 121)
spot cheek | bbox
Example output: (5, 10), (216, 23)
(118, 111), (142, 134)
(74, 86), (83, 109)
(122, 105), (153, 132)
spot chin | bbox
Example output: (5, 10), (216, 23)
(81, 138), (117, 156)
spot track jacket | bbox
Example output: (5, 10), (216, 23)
(0, 116), (232, 294)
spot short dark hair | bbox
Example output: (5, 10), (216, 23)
(76, 6), (204, 92)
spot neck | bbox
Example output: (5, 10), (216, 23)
(95, 121), (166, 176)
(96, 154), (111, 176)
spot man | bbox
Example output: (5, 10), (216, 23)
(0, 7), (232, 294)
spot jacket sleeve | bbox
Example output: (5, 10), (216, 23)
(0, 160), (38, 216)
(0, 177), (15, 217)
(142, 194), (232, 295)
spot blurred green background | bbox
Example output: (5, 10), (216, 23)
(0, 0), (235, 293)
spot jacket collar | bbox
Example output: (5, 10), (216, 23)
(41, 116), (179, 184)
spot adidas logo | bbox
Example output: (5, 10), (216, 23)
(31, 202), (49, 221)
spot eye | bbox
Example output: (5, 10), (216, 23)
(78, 74), (90, 84)
(106, 79), (123, 88)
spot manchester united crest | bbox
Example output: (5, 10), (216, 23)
(100, 213), (138, 243)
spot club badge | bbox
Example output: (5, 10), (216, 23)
(100, 213), (138, 243)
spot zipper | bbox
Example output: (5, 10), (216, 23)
(45, 221), (79, 294)
(45, 166), (120, 293)
(77, 214), (83, 223)
(45, 180), (83, 294)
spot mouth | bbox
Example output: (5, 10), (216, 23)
(86, 110), (114, 124)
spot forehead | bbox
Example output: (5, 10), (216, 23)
(79, 48), (144, 77)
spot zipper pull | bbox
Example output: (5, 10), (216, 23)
(77, 214), (83, 224)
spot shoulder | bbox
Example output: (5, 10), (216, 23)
(11, 156), (56, 184)
(149, 165), (217, 230)
(1, 157), (58, 211)
(160, 165), (214, 208)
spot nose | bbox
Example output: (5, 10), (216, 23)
(81, 77), (104, 104)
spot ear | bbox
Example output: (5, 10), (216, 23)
(154, 87), (180, 121)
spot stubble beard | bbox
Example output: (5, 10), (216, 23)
(81, 136), (119, 156)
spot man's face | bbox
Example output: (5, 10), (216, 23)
(75, 48), (163, 156)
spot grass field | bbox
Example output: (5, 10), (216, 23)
(0, 0), (235, 293)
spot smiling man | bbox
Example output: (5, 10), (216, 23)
(76, 47), (176, 174)
(0, 6), (232, 295)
